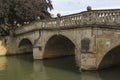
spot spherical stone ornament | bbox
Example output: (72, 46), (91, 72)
(87, 6), (92, 11)
(57, 13), (61, 18)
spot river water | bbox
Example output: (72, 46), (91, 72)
(0, 54), (120, 80)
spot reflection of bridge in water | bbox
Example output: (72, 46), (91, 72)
(0, 56), (120, 80)
(4, 7), (120, 70)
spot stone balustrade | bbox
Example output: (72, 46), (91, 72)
(91, 9), (120, 25)
(15, 9), (120, 35)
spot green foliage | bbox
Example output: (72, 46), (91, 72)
(0, 0), (53, 36)
(0, 0), (53, 25)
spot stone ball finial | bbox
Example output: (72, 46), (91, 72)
(87, 6), (92, 11)
(57, 13), (61, 18)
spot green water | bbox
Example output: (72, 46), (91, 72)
(0, 54), (120, 80)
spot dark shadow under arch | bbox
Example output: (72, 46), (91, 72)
(43, 35), (75, 58)
(43, 35), (79, 72)
(99, 45), (120, 69)
(18, 39), (33, 54)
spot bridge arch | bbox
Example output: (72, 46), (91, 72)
(18, 38), (33, 54)
(98, 45), (120, 69)
(43, 34), (76, 58)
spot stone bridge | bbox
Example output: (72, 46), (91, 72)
(5, 7), (120, 70)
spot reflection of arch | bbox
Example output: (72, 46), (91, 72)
(18, 38), (33, 54)
(43, 35), (75, 58)
(99, 45), (120, 69)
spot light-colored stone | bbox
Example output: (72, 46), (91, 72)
(4, 8), (120, 70)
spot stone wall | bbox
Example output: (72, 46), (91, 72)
(0, 38), (7, 56)
(94, 28), (120, 69)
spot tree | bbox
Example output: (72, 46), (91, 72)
(0, 0), (53, 36)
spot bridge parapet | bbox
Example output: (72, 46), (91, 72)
(15, 22), (43, 35)
(15, 9), (120, 35)
(40, 9), (120, 29)
(92, 9), (120, 25)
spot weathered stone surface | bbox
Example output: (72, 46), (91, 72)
(4, 8), (120, 70)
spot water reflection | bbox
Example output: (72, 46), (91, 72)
(99, 65), (120, 80)
(81, 72), (101, 80)
(0, 57), (7, 71)
(0, 55), (119, 80)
